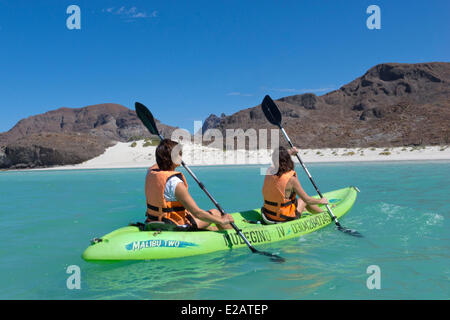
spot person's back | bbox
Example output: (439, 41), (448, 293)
(145, 163), (193, 226)
(262, 168), (300, 222)
(261, 146), (328, 224)
(145, 139), (234, 231)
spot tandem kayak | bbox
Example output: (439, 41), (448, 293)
(82, 186), (358, 261)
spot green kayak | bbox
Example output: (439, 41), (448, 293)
(82, 186), (358, 261)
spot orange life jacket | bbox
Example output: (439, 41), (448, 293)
(262, 169), (299, 222)
(145, 164), (194, 226)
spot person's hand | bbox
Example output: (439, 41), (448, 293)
(288, 147), (299, 155)
(220, 214), (234, 226)
(318, 197), (328, 205)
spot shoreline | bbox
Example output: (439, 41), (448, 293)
(8, 159), (450, 173)
(3, 141), (449, 172)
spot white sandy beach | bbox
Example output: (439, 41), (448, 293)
(31, 140), (450, 171)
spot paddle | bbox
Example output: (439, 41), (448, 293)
(261, 95), (363, 237)
(135, 102), (286, 262)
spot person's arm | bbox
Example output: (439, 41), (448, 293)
(288, 147), (299, 155)
(174, 182), (233, 227)
(290, 176), (328, 206)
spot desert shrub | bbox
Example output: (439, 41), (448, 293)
(130, 142), (137, 148)
(143, 139), (159, 147)
(128, 136), (144, 142)
(379, 151), (391, 156)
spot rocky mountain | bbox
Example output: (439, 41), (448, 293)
(0, 103), (178, 169)
(2, 62), (449, 169)
(0, 103), (176, 146)
(201, 113), (226, 134)
(203, 62), (450, 149)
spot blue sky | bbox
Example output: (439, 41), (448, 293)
(0, 0), (449, 132)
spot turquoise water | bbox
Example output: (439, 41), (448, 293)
(0, 162), (448, 300)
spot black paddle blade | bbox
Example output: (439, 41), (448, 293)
(261, 95), (282, 126)
(337, 225), (363, 238)
(258, 251), (286, 263)
(135, 102), (160, 137)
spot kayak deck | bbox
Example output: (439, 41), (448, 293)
(82, 186), (358, 261)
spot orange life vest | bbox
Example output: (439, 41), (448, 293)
(145, 164), (194, 226)
(262, 169), (299, 222)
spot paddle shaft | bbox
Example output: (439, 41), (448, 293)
(279, 127), (343, 227)
(181, 161), (257, 251)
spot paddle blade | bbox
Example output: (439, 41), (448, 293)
(135, 102), (160, 137)
(259, 251), (286, 263)
(261, 95), (282, 127)
(337, 225), (363, 238)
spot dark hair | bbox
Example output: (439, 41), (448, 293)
(272, 146), (294, 176)
(156, 139), (181, 171)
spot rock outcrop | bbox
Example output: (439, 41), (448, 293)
(0, 103), (178, 169)
(0, 103), (176, 146)
(2, 133), (113, 169)
(201, 113), (226, 133)
(203, 62), (450, 149)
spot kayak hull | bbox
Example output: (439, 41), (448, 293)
(82, 187), (358, 261)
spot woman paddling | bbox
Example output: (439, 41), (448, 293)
(261, 146), (329, 224)
(145, 139), (234, 231)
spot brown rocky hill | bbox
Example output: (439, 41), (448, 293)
(0, 103), (178, 169)
(203, 62), (450, 149)
(0, 103), (176, 146)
